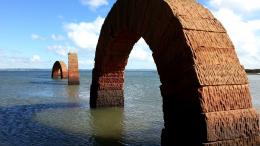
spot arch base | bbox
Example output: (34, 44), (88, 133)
(90, 84), (124, 108)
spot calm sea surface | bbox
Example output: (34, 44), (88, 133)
(0, 71), (259, 146)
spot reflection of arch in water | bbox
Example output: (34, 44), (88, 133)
(51, 61), (68, 79)
(90, 108), (124, 146)
(90, 0), (259, 145)
(66, 85), (80, 100)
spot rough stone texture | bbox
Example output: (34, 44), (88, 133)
(195, 64), (248, 86)
(199, 85), (253, 113)
(68, 53), (80, 85)
(90, 0), (259, 145)
(96, 90), (124, 107)
(51, 61), (68, 79)
(90, 70), (124, 107)
(203, 136), (260, 146)
(203, 108), (259, 142)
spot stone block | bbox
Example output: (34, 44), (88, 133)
(179, 16), (226, 32)
(165, 0), (215, 19)
(98, 77), (124, 84)
(96, 90), (124, 107)
(199, 85), (252, 112)
(97, 90), (124, 99)
(184, 30), (234, 49)
(203, 108), (259, 142)
(192, 47), (239, 65)
(203, 136), (260, 146)
(98, 83), (124, 90)
(195, 64), (248, 85)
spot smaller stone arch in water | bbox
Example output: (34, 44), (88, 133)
(51, 61), (68, 79)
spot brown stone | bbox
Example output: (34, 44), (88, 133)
(199, 85), (253, 113)
(203, 136), (260, 146)
(179, 16), (226, 32)
(51, 61), (68, 79)
(68, 53), (80, 85)
(192, 47), (240, 65)
(184, 30), (234, 49)
(96, 90), (124, 107)
(89, 0), (259, 145)
(195, 64), (248, 85)
(203, 109), (259, 142)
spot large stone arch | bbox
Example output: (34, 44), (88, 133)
(51, 61), (68, 79)
(90, 0), (259, 145)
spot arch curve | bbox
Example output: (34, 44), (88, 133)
(90, 0), (259, 145)
(51, 61), (68, 79)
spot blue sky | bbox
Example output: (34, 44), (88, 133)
(0, 0), (259, 69)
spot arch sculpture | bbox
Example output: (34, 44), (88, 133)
(51, 61), (68, 79)
(90, 0), (259, 145)
(68, 53), (80, 85)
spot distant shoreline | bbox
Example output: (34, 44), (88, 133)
(0, 69), (157, 72)
(245, 69), (260, 74)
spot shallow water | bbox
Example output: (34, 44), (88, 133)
(0, 71), (259, 146)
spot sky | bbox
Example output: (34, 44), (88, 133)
(0, 0), (259, 69)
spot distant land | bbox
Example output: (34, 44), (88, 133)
(0, 68), (51, 71)
(245, 69), (260, 74)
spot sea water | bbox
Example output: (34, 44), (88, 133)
(0, 71), (259, 146)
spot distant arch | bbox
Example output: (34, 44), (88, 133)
(51, 61), (68, 79)
(90, 0), (259, 145)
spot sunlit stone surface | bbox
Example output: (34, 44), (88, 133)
(90, 0), (259, 145)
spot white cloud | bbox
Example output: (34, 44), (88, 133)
(48, 45), (77, 56)
(51, 34), (65, 41)
(48, 45), (67, 56)
(0, 48), (4, 54)
(7, 56), (31, 68)
(209, 0), (260, 13)
(31, 34), (46, 41)
(206, 0), (260, 69)
(58, 15), (64, 20)
(126, 38), (156, 69)
(80, 0), (108, 9)
(31, 33), (65, 41)
(78, 59), (94, 68)
(129, 38), (153, 62)
(30, 55), (41, 63)
(65, 16), (104, 51)
(0, 53), (2, 63)
(0, 49), (51, 68)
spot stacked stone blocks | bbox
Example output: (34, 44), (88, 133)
(68, 53), (80, 85)
(90, 0), (259, 145)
